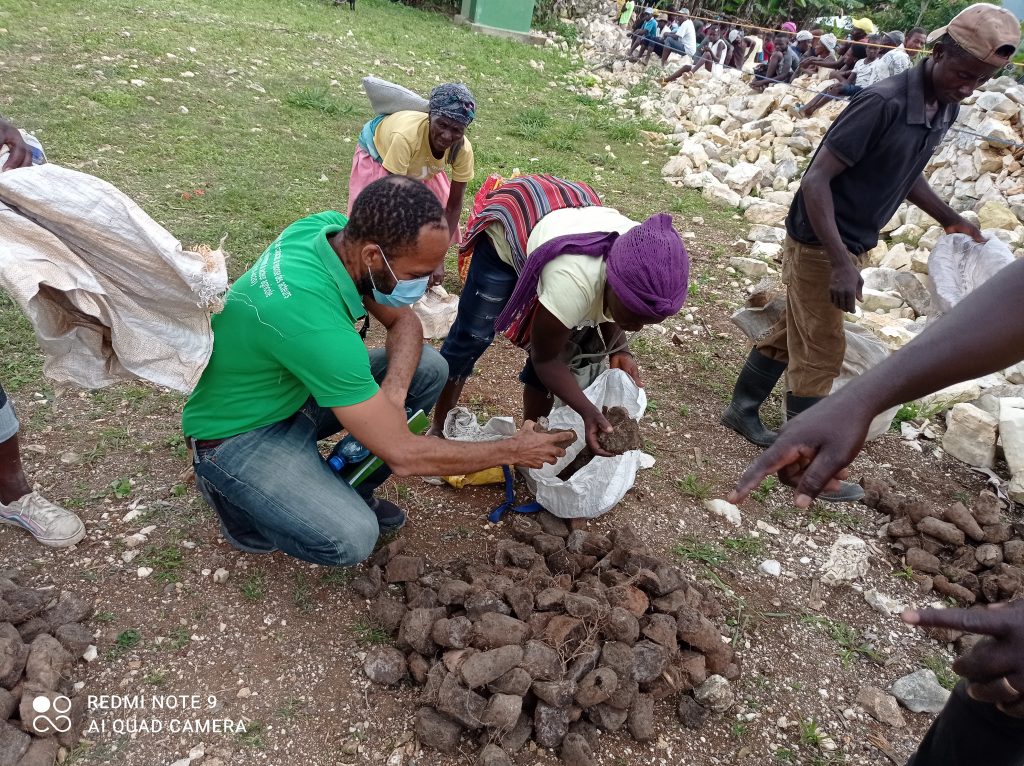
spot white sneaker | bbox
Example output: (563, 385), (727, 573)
(0, 491), (86, 548)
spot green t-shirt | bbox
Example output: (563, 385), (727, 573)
(182, 211), (379, 439)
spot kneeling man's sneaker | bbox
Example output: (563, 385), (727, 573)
(368, 498), (407, 532)
(0, 491), (86, 548)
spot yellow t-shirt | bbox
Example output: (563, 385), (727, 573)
(526, 207), (639, 329)
(373, 111), (475, 183)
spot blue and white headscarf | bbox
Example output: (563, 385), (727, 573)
(428, 83), (476, 126)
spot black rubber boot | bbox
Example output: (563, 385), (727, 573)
(785, 392), (865, 504)
(785, 393), (822, 420)
(720, 349), (787, 447)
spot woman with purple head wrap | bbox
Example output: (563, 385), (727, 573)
(349, 81), (477, 284)
(430, 174), (690, 456)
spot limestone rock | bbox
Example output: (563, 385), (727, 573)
(862, 267), (900, 292)
(999, 401), (1024, 476)
(860, 288), (904, 313)
(749, 241), (782, 261)
(747, 224), (786, 244)
(661, 154), (693, 177)
(743, 202), (788, 226)
(978, 200), (1020, 230)
(910, 248), (930, 274)
(729, 257), (769, 278)
(703, 499), (741, 527)
(880, 243), (912, 271)
(894, 272), (932, 317)
(701, 183), (741, 208)
(821, 535), (869, 586)
(943, 403), (998, 469)
(724, 162), (763, 196)
(890, 223), (925, 246)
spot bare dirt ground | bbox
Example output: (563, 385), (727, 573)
(2, 205), (1003, 766)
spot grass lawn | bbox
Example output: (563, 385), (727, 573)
(1, 0), (737, 395)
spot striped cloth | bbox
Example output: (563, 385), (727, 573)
(457, 174), (602, 281)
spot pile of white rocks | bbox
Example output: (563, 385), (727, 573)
(648, 68), (1024, 344)
(562, 17), (1024, 492)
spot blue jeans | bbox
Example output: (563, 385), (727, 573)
(0, 383), (18, 442)
(440, 234), (519, 384)
(191, 346), (447, 566)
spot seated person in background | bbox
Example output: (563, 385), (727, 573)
(638, 13), (678, 64)
(661, 24), (731, 81)
(741, 31), (763, 71)
(835, 24), (869, 64)
(793, 30), (814, 60)
(750, 32), (798, 90)
(429, 174), (690, 455)
(796, 33), (880, 117)
(182, 177), (575, 566)
(728, 29), (749, 70)
(627, 11), (658, 59)
(660, 8), (697, 65)
(874, 30), (914, 81)
(797, 32), (838, 76)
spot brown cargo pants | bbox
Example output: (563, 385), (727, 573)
(756, 236), (862, 398)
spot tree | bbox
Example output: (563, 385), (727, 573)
(870, 0), (975, 33)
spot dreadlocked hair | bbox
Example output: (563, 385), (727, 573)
(346, 176), (446, 253)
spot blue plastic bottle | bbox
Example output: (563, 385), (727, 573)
(327, 435), (371, 472)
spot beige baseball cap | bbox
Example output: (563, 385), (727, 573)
(927, 3), (1021, 67)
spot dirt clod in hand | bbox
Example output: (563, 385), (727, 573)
(557, 406), (643, 481)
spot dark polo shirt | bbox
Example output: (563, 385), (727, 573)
(787, 62), (959, 255)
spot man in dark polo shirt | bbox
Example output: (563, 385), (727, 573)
(182, 177), (574, 566)
(721, 3), (1020, 501)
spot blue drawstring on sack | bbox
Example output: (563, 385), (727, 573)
(487, 465), (544, 523)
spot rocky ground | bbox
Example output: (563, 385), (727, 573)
(4, 5), (1024, 766)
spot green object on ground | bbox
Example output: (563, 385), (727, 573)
(344, 409), (429, 487)
(462, 0), (537, 34)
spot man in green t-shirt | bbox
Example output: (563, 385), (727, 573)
(182, 177), (573, 566)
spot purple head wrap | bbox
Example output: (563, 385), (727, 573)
(781, 21), (797, 33)
(428, 83), (476, 126)
(494, 213), (689, 335)
(607, 213), (689, 321)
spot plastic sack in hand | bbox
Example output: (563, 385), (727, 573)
(522, 369), (654, 519)
(927, 232), (1015, 319)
